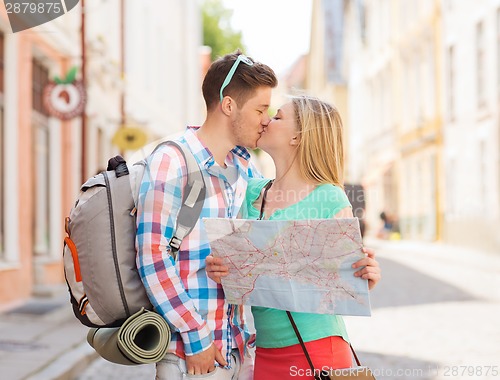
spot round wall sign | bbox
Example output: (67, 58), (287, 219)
(43, 80), (86, 120)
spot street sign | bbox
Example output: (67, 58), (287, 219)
(112, 127), (148, 151)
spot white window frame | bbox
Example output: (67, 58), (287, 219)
(0, 32), (4, 261)
(32, 113), (51, 256)
(476, 21), (486, 108)
(446, 157), (457, 217)
(479, 140), (487, 214)
(31, 57), (62, 261)
(447, 45), (455, 121)
(0, 100), (4, 261)
(497, 9), (500, 98)
(1, 33), (19, 267)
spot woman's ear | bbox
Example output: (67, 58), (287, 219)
(290, 135), (300, 146)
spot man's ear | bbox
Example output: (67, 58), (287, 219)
(221, 97), (234, 116)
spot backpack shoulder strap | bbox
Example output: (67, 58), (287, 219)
(162, 141), (206, 260)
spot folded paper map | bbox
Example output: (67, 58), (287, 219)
(203, 218), (371, 316)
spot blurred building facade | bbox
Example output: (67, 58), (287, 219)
(84, 0), (203, 176)
(0, 7), (81, 306)
(120, 0), (202, 145)
(310, 0), (500, 252)
(340, 0), (444, 242)
(340, 0), (401, 236)
(0, 1), (202, 309)
(440, 0), (500, 252)
(396, 0), (444, 243)
(308, 0), (350, 174)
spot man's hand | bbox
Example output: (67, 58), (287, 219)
(352, 247), (381, 290)
(185, 343), (227, 375)
(205, 256), (229, 284)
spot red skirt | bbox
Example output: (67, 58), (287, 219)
(254, 336), (352, 380)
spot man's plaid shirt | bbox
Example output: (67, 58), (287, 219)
(136, 127), (259, 365)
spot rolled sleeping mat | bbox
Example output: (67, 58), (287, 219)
(87, 308), (171, 365)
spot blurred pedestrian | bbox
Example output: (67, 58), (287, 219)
(377, 211), (400, 240)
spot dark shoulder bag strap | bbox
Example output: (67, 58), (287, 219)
(286, 311), (322, 380)
(260, 179), (364, 378)
(258, 180), (273, 220)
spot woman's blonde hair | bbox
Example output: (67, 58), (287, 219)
(291, 96), (344, 188)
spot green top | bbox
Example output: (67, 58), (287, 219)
(244, 178), (352, 348)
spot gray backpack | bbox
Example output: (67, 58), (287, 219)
(63, 141), (205, 328)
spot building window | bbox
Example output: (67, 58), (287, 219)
(479, 140), (487, 213)
(448, 45), (455, 121)
(0, 107), (3, 259)
(32, 123), (50, 255)
(446, 158), (456, 217)
(421, 52), (431, 121)
(376, 76), (383, 133)
(413, 54), (425, 129)
(497, 9), (500, 97)
(425, 44), (436, 118)
(401, 63), (410, 131)
(0, 32), (4, 259)
(476, 21), (485, 108)
(0, 31), (4, 93)
(32, 59), (50, 255)
(32, 59), (49, 116)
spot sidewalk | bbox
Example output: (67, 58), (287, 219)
(1, 239), (498, 380)
(0, 286), (97, 380)
(363, 237), (500, 303)
(346, 238), (500, 379)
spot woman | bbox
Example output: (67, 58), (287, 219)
(207, 96), (381, 379)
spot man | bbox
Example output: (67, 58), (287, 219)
(136, 51), (278, 379)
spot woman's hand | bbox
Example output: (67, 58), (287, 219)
(205, 255), (229, 284)
(352, 247), (381, 290)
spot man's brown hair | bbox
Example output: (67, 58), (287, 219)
(202, 50), (278, 111)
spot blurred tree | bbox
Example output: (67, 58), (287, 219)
(202, 0), (246, 60)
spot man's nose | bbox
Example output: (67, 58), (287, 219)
(261, 114), (271, 126)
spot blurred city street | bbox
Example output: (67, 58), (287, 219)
(1, 0), (500, 379)
(73, 239), (500, 380)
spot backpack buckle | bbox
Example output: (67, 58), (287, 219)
(169, 236), (182, 251)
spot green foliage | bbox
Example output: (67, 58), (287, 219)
(64, 67), (78, 84)
(201, 0), (246, 60)
(53, 66), (78, 84)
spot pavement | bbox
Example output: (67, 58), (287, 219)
(344, 238), (500, 380)
(0, 285), (97, 380)
(0, 238), (499, 380)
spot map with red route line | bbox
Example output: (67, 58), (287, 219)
(203, 218), (371, 316)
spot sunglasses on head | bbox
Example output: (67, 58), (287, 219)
(219, 54), (254, 103)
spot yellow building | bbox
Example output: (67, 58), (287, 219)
(337, 0), (400, 238)
(309, 0), (500, 250)
(307, 0), (351, 183)
(395, 0), (444, 241)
